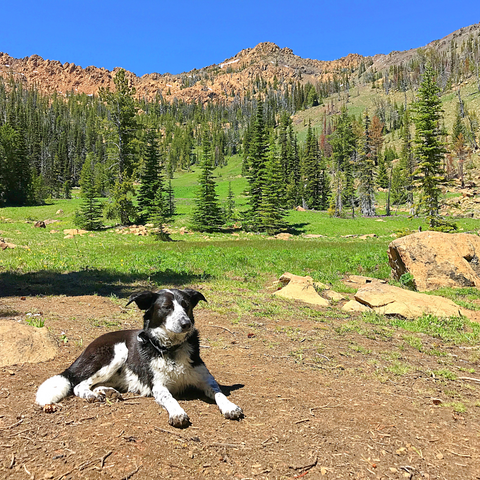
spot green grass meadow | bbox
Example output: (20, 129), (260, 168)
(2, 163), (480, 347)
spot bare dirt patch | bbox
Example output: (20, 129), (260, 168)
(1, 294), (479, 479)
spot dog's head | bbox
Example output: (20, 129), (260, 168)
(127, 288), (206, 336)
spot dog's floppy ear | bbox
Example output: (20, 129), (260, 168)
(126, 291), (159, 310)
(183, 288), (207, 308)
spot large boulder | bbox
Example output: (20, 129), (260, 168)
(0, 320), (58, 367)
(346, 282), (464, 319)
(388, 231), (480, 291)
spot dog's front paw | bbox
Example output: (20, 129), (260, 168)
(93, 387), (123, 401)
(169, 412), (190, 428)
(85, 391), (104, 403)
(224, 405), (243, 420)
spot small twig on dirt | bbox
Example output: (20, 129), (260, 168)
(9, 453), (15, 469)
(10, 428), (32, 436)
(23, 464), (31, 476)
(154, 427), (186, 439)
(315, 354), (331, 361)
(459, 376), (480, 384)
(293, 471), (309, 478)
(57, 468), (75, 480)
(294, 418), (310, 424)
(290, 456), (318, 473)
(78, 459), (96, 471)
(116, 430), (125, 438)
(122, 464), (141, 480)
(121, 401), (140, 405)
(210, 325), (235, 336)
(376, 424), (396, 431)
(309, 404), (330, 415)
(1, 444), (13, 448)
(0, 419), (23, 430)
(208, 442), (244, 448)
(309, 404), (341, 415)
(445, 449), (471, 458)
(101, 451), (113, 468)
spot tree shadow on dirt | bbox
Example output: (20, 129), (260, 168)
(0, 268), (210, 298)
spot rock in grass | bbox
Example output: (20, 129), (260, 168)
(274, 272), (329, 306)
(388, 231), (480, 291)
(353, 283), (464, 320)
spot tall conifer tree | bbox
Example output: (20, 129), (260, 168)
(137, 130), (164, 223)
(75, 153), (103, 230)
(244, 103), (268, 229)
(357, 112), (376, 216)
(257, 134), (287, 234)
(412, 64), (450, 228)
(191, 130), (223, 232)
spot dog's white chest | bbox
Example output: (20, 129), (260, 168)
(150, 347), (195, 394)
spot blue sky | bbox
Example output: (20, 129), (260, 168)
(2, 1), (479, 76)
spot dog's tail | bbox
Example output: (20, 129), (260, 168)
(36, 373), (72, 406)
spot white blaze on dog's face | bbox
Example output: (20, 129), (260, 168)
(150, 290), (193, 336)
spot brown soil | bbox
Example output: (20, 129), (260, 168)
(1, 293), (479, 480)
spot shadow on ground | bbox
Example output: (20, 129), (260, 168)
(0, 268), (210, 298)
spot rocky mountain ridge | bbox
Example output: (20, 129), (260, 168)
(1, 22), (479, 104)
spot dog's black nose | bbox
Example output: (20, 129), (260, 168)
(180, 319), (192, 331)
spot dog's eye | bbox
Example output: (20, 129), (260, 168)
(160, 301), (174, 311)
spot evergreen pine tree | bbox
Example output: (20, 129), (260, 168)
(257, 134), (287, 234)
(357, 112), (376, 216)
(137, 130), (162, 223)
(399, 110), (415, 212)
(99, 69), (138, 224)
(150, 185), (171, 241)
(376, 154), (389, 189)
(166, 180), (176, 217)
(191, 131), (224, 232)
(412, 64), (451, 229)
(0, 123), (32, 206)
(224, 181), (236, 223)
(75, 153), (103, 230)
(329, 108), (357, 217)
(244, 103), (268, 229)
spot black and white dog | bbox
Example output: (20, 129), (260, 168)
(36, 288), (243, 428)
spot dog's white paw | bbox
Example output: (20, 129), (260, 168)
(168, 412), (190, 428)
(223, 405), (243, 420)
(93, 386), (123, 401)
(85, 391), (103, 403)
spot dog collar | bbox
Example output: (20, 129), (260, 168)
(138, 331), (182, 356)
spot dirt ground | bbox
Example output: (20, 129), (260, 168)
(1, 293), (479, 480)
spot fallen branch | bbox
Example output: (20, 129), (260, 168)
(294, 418), (310, 424)
(446, 449), (471, 458)
(154, 427), (186, 439)
(0, 419), (23, 430)
(290, 456), (318, 473)
(459, 376), (480, 384)
(208, 442), (244, 448)
(122, 464), (141, 480)
(210, 325), (235, 336)
(101, 451), (113, 468)
(309, 404), (341, 415)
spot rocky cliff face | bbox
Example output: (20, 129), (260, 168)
(0, 42), (364, 104)
(1, 22), (479, 104)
